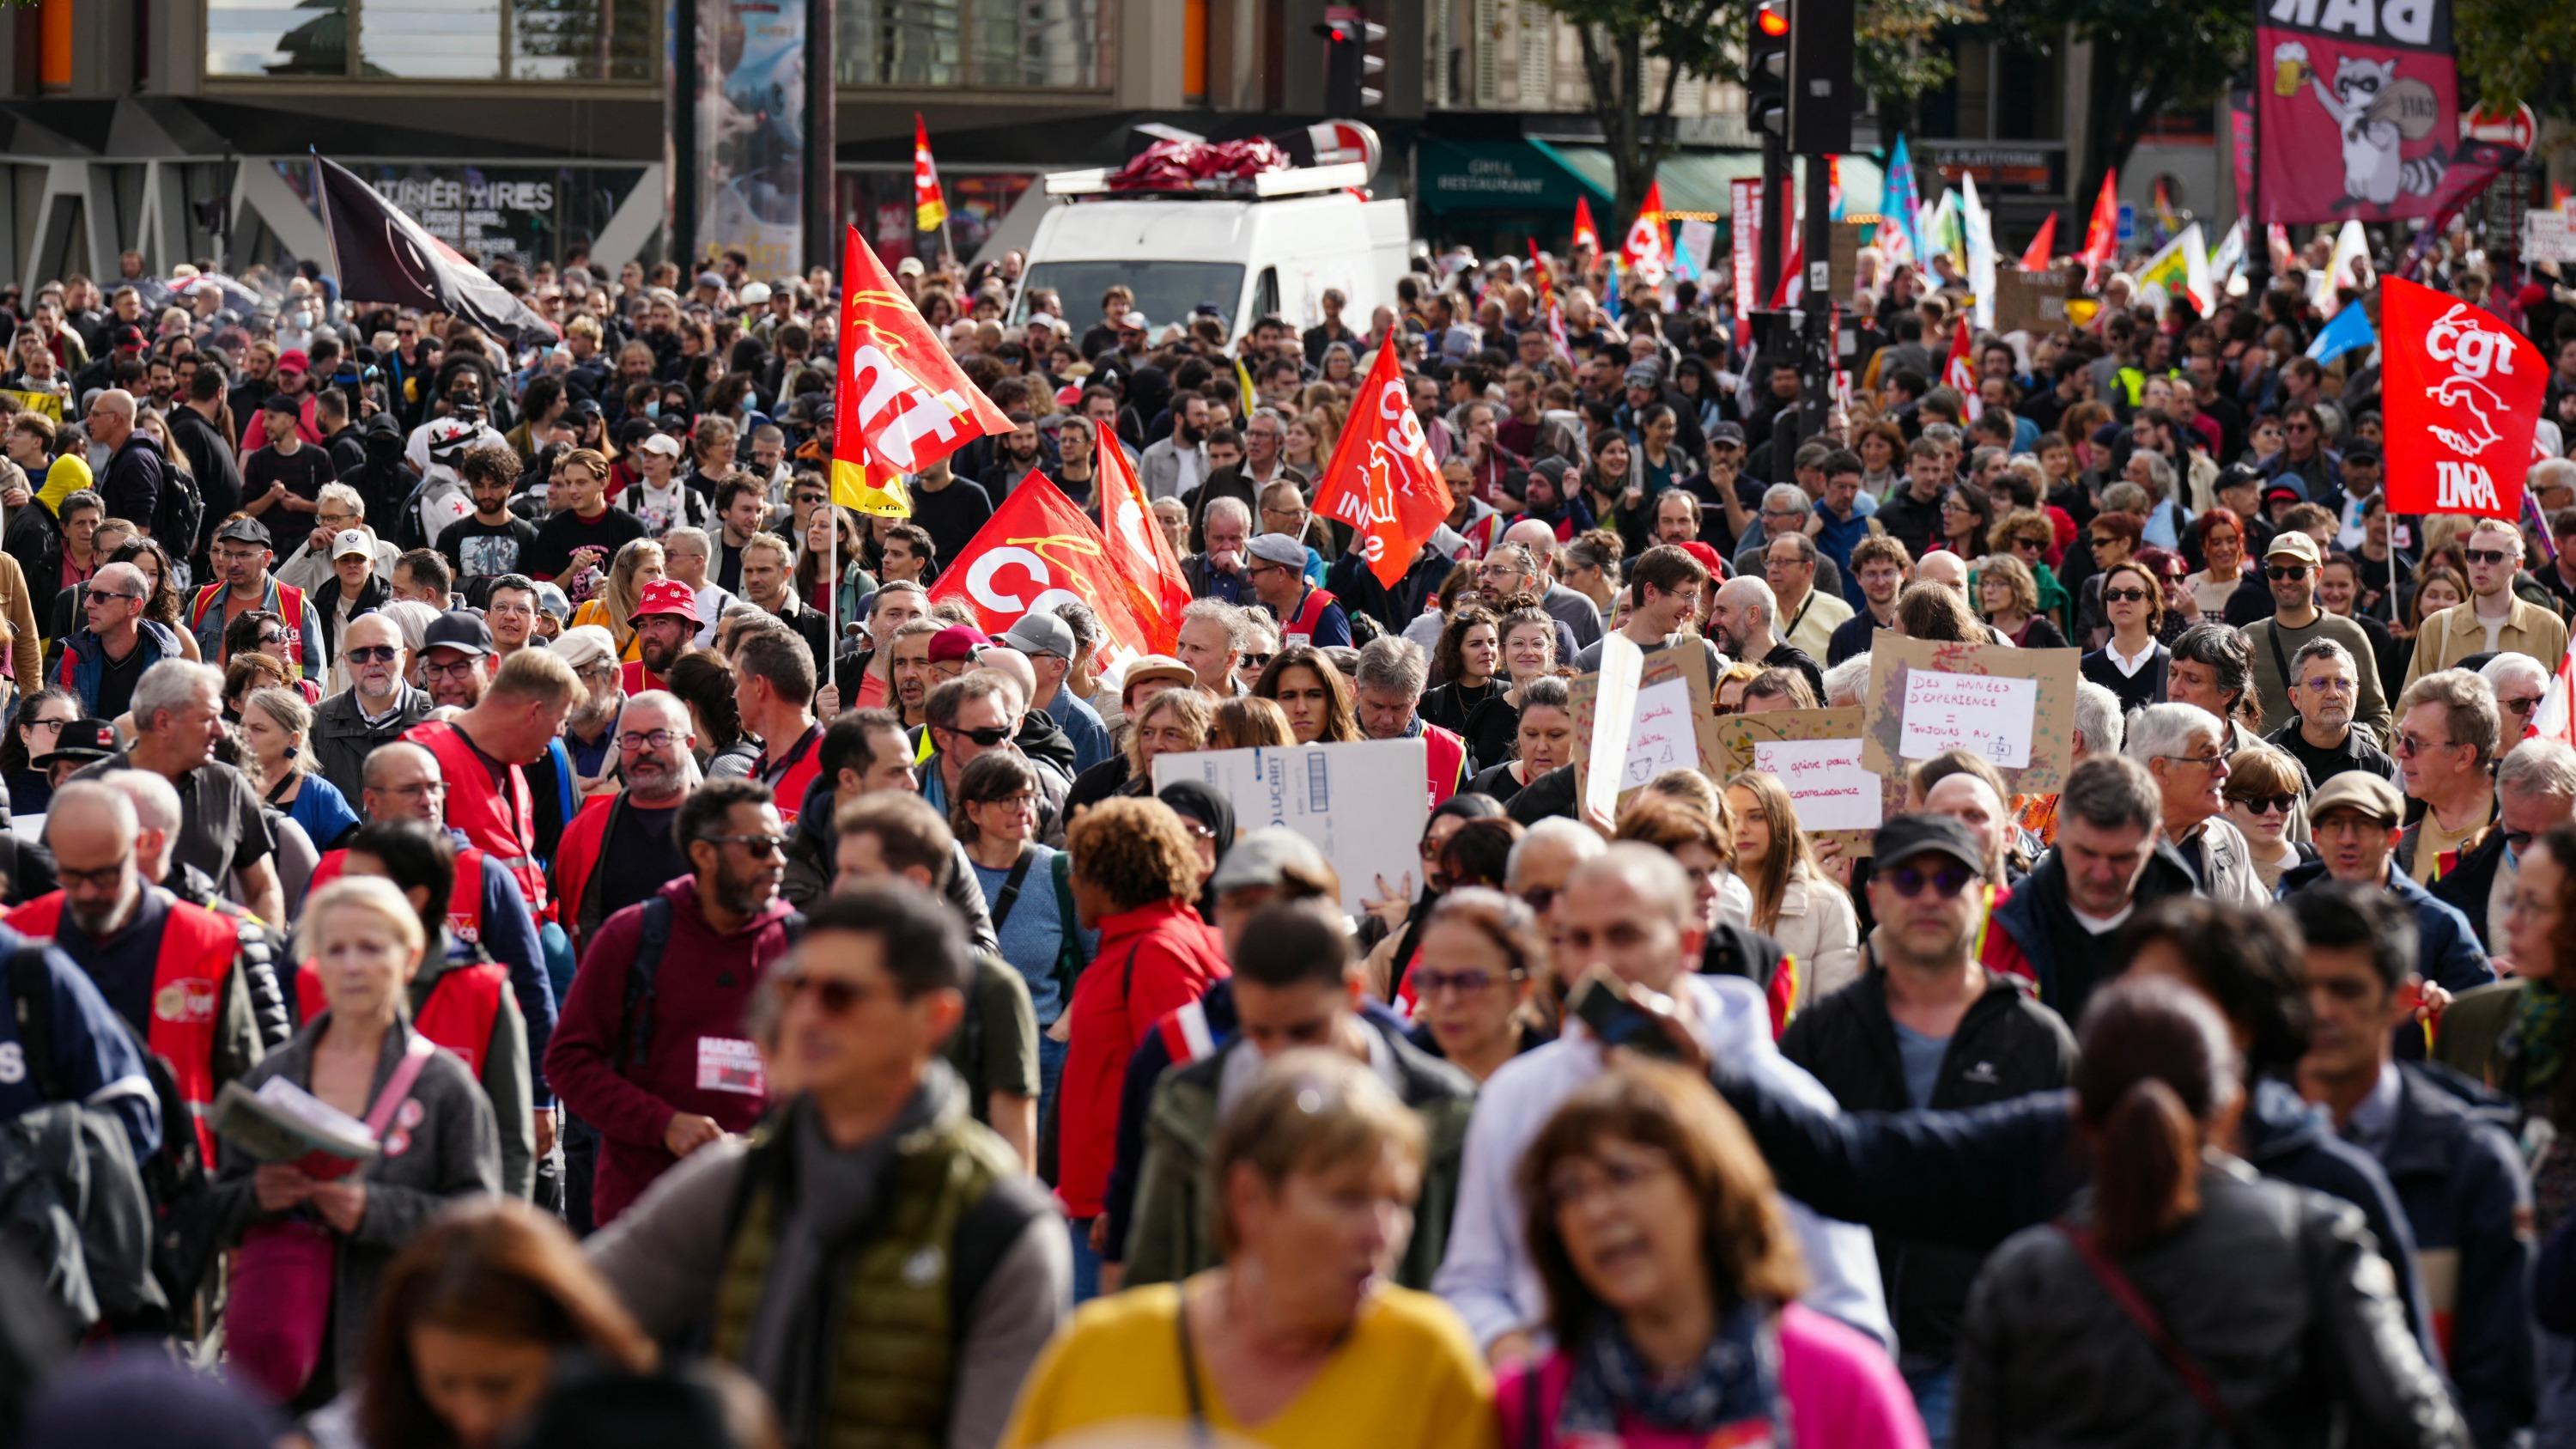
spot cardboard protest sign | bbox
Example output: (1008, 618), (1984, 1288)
(1568, 641), (1724, 812)
(1152, 739), (1428, 916)
(1713, 707), (1898, 855)
(1991, 266), (2075, 334)
(1, 391), (61, 422)
(1862, 635), (2081, 795)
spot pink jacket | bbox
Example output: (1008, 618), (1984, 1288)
(1494, 1305), (1928, 1449)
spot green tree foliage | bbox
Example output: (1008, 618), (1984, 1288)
(1983, 0), (2248, 226)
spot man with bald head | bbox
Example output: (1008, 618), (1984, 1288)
(1709, 575), (1824, 702)
(54, 559), (185, 720)
(84, 387), (164, 526)
(10, 779), (264, 1163)
(312, 611), (434, 802)
(1920, 765), (2016, 884)
(1500, 516), (1604, 648)
(1436, 842), (1890, 1362)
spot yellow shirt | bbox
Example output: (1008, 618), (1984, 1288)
(567, 598), (641, 660)
(1000, 1282), (1497, 1449)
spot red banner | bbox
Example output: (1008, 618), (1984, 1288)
(2018, 212), (2057, 271)
(830, 224), (1010, 516)
(2381, 276), (2543, 521)
(2254, 0), (2460, 225)
(1311, 344), (1453, 588)
(1095, 419), (1189, 654)
(927, 471), (1161, 668)
(913, 113), (947, 232)
(1572, 196), (1601, 254)
(1620, 180), (1672, 286)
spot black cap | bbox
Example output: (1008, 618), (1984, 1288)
(422, 609), (493, 656)
(1872, 813), (1990, 879)
(35, 718), (118, 770)
(212, 515), (271, 546)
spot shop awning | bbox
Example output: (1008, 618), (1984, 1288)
(1415, 137), (1613, 214)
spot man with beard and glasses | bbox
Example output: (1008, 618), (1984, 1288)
(12, 780), (266, 1165)
(552, 691), (702, 954)
(622, 577), (699, 695)
(545, 776), (799, 1225)
(419, 609), (495, 710)
(310, 612), (433, 801)
(2266, 636), (2397, 788)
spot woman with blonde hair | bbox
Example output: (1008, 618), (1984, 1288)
(242, 684), (361, 852)
(568, 537), (665, 661)
(1722, 770), (1861, 1005)
(1003, 1050), (1492, 1449)
(1974, 551), (2067, 649)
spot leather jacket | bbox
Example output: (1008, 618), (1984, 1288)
(1956, 1155), (2466, 1449)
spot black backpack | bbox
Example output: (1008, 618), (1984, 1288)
(153, 472), (206, 581)
(617, 897), (803, 1071)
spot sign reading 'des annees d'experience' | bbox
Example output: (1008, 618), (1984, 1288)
(1898, 669), (2038, 768)
(1862, 635), (2081, 795)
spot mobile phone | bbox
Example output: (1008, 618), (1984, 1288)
(1567, 973), (1681, 1060)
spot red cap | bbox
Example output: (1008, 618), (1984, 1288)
(1676, 541), (1727, 579)
(276, 348), (311, 374)
(627, 577), (702, 627)
(927, 624), (990, 664)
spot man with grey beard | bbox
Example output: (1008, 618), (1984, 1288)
(555, 691), (700, 950)
(311, 611), (434, 802)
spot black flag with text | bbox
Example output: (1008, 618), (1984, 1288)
(313, 154), (559, 350)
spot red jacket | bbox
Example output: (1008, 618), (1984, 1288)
(540, 876), (798, 1224)
(1057, 898), (1226, 1218)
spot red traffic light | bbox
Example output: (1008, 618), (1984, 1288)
(1756, 2), (1790, 37)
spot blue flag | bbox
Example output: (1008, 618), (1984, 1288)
(2306, 304), (2376, 365)
(1880, 136), (1928, 268)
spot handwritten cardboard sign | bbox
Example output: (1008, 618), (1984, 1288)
(1569, 641), (1724, 813)
(1991, 265), (2075, 335)
(1713, 706), (1899, 855)
(1862, 635), (2081, 795)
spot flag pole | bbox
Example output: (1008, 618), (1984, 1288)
(826, 494), (839, 704)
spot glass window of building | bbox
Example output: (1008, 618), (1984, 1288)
(838, 0), (1109, 88)
(209, 0), (655, 81)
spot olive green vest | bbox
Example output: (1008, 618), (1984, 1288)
(709, 1098), (1022, 1449)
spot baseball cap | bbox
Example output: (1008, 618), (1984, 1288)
(111, 323), (146, 350)
(1708, 421), (1747, 447)
(2309, 771), (2403, 825)
(33, 718), (118, 770)
(629, 576), (702, 627)
(1208, 827), (1333, 895)
(422, 609), (494, 657)
(1120, 654), (1196, 700)
(999, 611), (1075, 659)
(637, 432), (683, 459)
(551, 623), (617, 673)
(1119, 310), (1151, 332)
(2216, 461), (2264, 495)
(1873, 813), (1990, 879)
(1624, 362), (1662, 387)
(896, 257), (927, 277)
(532, 581), (573, 623)
(330, 528), (374, 559)
(927, 624), (990, 665)
(2262, 481), (2307, 507)
(695, 270), (724, 289)
(212, 515), (272, 546)
(1676, 541), (1727, 579)
(1248, 533), (1308, 569)
(2265, 531), (2322, 566)
(275, 348), (310, 374)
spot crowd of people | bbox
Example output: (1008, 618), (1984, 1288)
(0, 213), (2573, 1449)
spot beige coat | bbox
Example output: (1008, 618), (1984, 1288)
(1766, 860), (1862, 1007)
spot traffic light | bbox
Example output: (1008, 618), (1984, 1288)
(1318, 4), (1388, 113)
(1747, 0), (1790, 143)
(1787, 0), (1855, 155)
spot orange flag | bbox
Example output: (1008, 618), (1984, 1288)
(913, 113), (947, 233)
(1095, 419), (1189, 654)
(830, 224), (1010, 516)
(1572, 196), (1601, 253)
(2019, 213), (2058, 271)
(1311, 343), (1453, 588)
(927, 470), (1162, 671)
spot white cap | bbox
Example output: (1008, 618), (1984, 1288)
(330, 528), (373, 559)
(637, 432), (683, 459)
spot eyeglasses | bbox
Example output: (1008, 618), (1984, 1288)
(1413, 967), (1517, 996)
(2161, 752), (2228, 770)
(1884, 861), (1975, 898)
(345, 645), (398, 664)
(383, 780), (446, 801)
(81, 586), (142, 604)
(2102, 587), (2151, 603)
(2298, 674), (2354, 694)
(617, 728), (684, 751)
(1240, 653), (1273, 670)
(708, 832), (788, 856)
(2229, 791), (2300, 815)
(2465, 548), (2516, 567)
(57, 862), (128, 892)
(256, 630), (288, 648)
(22, 717), (70, 734)
(2393, 733), (2459, 758)
(768, 968), (881, 1018)
(2265, 564), (2307, 581)
(942, 723), (1012, 748)
(422, 658), (481, 679)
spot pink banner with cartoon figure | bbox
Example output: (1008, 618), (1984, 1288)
(2254, 0), (2460, 225)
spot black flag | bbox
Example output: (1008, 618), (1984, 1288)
(313, 155), (559, 350)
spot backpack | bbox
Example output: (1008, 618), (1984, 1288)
(617, 896), (802, 1072)
(154, 472), (205, 577)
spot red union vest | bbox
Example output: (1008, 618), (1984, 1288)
(761, 722), (823, 824)
(8, 891), (240, 1164)
(1281, 586), (1340, 647)
(307, 844), (489, 959)
(1422, 722), (1466, 807)
(188, 578), (309, 679)
(404, 719), (549, 917)
(409, 961), (507, 1078)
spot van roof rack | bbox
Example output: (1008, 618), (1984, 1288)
(1044, 161), (1370, 200)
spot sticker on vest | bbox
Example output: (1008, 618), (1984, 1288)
(696, 1038), (766, 1095)
(446, 910), (482, 944)
(398, 1099), (425, 1130)
(902, 1245), (945, 1287)
(153, 977), (217, 1024)
(383, 1127), (411, 1158)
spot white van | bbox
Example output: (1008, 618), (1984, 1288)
(1011, 143), (1412, 343)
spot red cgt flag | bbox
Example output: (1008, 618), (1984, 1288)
(1095, 419), (1189, 654)
(913, 113), (947, 233)
(1942, 316), (1981, 422)
(2019, 212), (2058, 271)
(2382, 275), (2544, 522)
(1571, 196), (1601, 253)
(1312, 344), (1453, 588)
(830, 224), (1010, 516)
(927, 471), (1163, 670)
(2077, 169), (2119, 278)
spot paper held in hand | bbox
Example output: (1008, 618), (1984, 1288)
(1153, 738), (1430, 916)
(1568, 639), (1726, 818)
(211, 1075), (380, 1182)
(1713, 706), (1896, 855)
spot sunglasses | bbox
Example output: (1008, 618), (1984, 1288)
(2230, 791), (2300, 815)
(345, 645), (398, 664)
(2502, 695), (2545, 715)
(943, 724), (1012, 748)
(2465, 548), (2516, 566)
(769, 968), (880, 1018)
(1885, 861), (1975, 898)
(1240, 653), (1273, 669)
(2265, 564), (2307, 581)
(2102, 587), (2152, 603)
